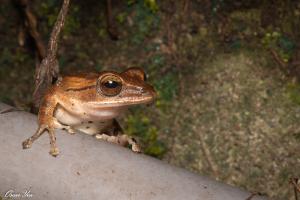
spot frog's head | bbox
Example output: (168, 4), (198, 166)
(95, 67), (156, 107)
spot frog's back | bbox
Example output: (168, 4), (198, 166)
(57, 72), (99, 91)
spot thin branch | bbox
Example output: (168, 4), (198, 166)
(106, 0), (119, 40)
(0, 108), (24, 114)
(269, 48), (287, 71)
(291, 61), (300, 67)
(183, 0), (189, 13)
(32, 0), (70, 109)
(290, 178), (300, 200)
(47, 0), (70, 59)
(194, 127), (219, 178)
(245, 192), (262, 200)
(15, 0), (46, 61)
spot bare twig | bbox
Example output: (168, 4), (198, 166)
(15, 0), (46, 61)
(183, 0), (189, 13)
(0, 108), (24, 114)
(290, 178), (300, 200)
(291, 61), (300, 67)
(196, 128), (219, 178)
(32, 0), (70, 110)
(106, 0), (119, 40)
(269, 47), (300, 80)
(269, 49), (287, 70)
(245, 192), (262, 200)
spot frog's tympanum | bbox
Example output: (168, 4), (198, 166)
(22, 67), (156, 156)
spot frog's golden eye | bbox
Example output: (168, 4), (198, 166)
(98, 75), (122, 96)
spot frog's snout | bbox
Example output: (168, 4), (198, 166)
(142, 84), (157, 100)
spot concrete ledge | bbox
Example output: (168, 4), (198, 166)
(0, 103), (267, 200)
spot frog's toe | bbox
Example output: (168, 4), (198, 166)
(131, 144), (142, 153)
(49, 147), (60, 157)
(67, 127), (76, 135)
(22, 139), (32, 149)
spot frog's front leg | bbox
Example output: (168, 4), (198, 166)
(47, 127), (59, 156)
(22, 92), (60, 157)
(22, 124), (48, 149)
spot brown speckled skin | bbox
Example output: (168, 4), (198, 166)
(22, 67), (156, 157)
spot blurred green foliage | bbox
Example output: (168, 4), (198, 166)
(287, 83), (300, 105)
(154, 73), (178, 109)
(143, 0), (159, 13)
(211, 0), (225, 14)
(294, 131), (300, 141)
(38, 1), (80, 35)
(0, 48), (28, 78)
(127, 0), (160, 44)
(262, 31), (295, 62)
(127, 0), (158, 13)
(125, 112), (166, 158)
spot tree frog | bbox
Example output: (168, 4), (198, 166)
(22, 67), (156, 157)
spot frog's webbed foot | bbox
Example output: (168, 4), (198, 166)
(64, 127), (76, 135)
(22, 124), (59, 157)
(22, 124), (48, 149)
(95, 134), (120, 144)
(95, 133), (141, 153)
(121, 135), (141, 153)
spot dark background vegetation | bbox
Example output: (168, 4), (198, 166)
(1, 0), (300, 199)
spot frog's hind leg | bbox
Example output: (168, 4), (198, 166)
(95, 134), (141, 153)
(22, 124), (48, 149)
(94, 119), (141, 153)
(113, 119), (141, 153)
(119, 134), (141, 153)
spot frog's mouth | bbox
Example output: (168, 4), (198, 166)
(91, 94), (155, 108)
(119, 95), (156, 106)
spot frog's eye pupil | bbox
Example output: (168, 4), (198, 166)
(104, 80), (119, 88)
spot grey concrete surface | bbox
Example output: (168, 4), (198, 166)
(0, 103), (268, 200)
